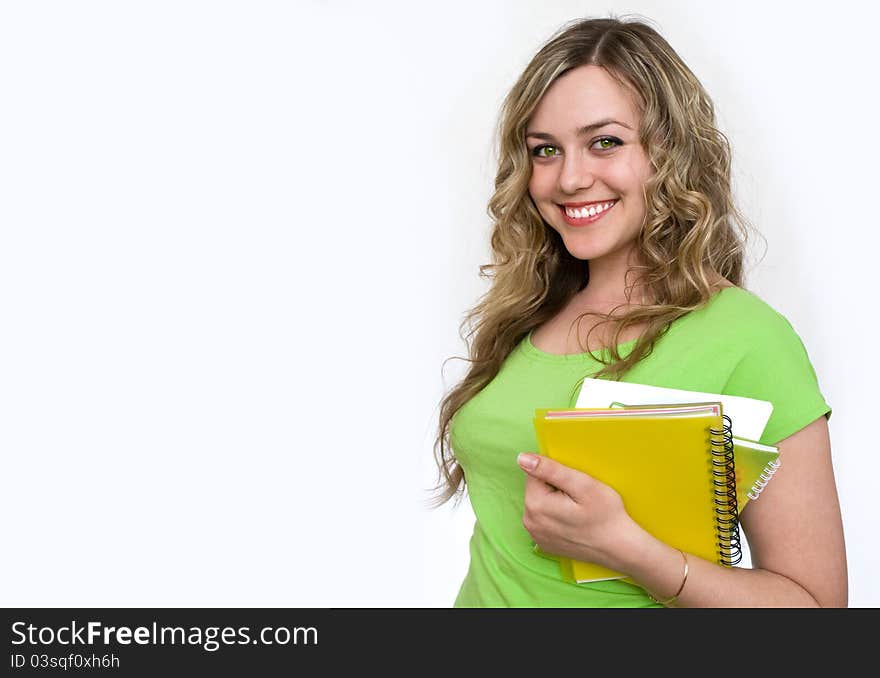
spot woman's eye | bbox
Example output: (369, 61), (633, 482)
(531, 145), (559, 158)
(594, 136), (622, 151)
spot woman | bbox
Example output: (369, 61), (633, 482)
(433, 16), (847, 607)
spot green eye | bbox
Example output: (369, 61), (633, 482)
(532, 145), (559, 158)
(595, 137), (622, 150)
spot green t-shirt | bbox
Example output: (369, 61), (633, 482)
(450, 286), (831, 607)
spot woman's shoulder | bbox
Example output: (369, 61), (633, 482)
(701, 285), (830, 443)
(663, 283), (806, 356)
(693, 284), (796, 335)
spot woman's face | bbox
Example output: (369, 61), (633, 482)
(526, 65), (653, 265)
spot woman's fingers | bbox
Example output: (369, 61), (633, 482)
(518, 453), (594, 503)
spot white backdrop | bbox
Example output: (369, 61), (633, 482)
(1, 1), (876, 608)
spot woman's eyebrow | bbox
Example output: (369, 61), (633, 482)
(526, 118), (632, 140)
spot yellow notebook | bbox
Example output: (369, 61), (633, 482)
(607, 401), (781, 510)
(533, 402), (741, 584)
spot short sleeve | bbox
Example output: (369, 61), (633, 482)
(722, 311), (831, 446)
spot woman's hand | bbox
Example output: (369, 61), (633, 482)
(518, 452), (645, 573)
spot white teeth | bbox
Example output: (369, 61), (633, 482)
(564, 201), (615, 219)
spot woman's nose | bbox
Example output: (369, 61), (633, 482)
(557, 152), (595, 194)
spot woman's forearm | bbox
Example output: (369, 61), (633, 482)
(620, 527), (833, 608)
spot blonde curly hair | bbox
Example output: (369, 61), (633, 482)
(433, 15), (756, 506)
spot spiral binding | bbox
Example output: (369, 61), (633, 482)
(709, 414), (742, 567)
(747, 459), (782, 501)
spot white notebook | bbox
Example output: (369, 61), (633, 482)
(574, 378), (773, 441)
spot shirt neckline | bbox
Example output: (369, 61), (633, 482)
(521, 286), (739, 362)
(521, 331), (638, 363)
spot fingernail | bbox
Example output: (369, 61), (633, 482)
(517, 453), (538, 471)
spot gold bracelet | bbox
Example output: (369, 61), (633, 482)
(648, 550), (689, 606)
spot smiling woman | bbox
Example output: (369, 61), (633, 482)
(432, 15), (847, 608)
(525, 66), (652, 268)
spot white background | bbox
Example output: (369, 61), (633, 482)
(1, 1), (877, 607)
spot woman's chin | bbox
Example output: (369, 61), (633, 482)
(560, 233), (634, 264)
(561, 241), (605, 262)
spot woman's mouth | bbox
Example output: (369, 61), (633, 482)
(557, 200), (618, 227)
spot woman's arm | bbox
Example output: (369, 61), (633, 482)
(519, 415), (848, 607)
(733, 415), (846, 606)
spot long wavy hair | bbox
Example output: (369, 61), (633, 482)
(432, 15), (758, 506)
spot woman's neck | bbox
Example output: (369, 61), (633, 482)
(580, 247), (649, 308)
(579, 258), (733, 310)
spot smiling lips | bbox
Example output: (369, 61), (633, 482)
(558, 199), (618, 226)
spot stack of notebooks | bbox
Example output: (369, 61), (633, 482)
(533, 379), (781, 584)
